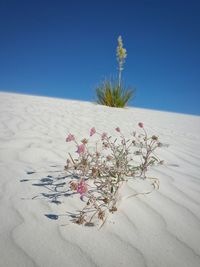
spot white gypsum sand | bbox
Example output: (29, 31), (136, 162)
(0, 91), (200, 267)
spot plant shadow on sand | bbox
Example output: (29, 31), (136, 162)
(20, 165), (87, 224)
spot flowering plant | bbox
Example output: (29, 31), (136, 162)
(96, 36), (134, 108)
(65, 123), (163, 227)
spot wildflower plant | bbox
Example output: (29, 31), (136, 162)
(65, 123), (164, 227)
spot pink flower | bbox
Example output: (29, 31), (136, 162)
(138, 122), (144, 128)
(90, 127), (96, 136)
(77, 179), (88, 197)
(76, 144), (86, 154)
(115, 127), (120, 132)
(66, 133), (75, 142)
(101, 132), (107, 140)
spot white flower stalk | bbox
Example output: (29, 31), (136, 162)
(116, 36), (127, 87)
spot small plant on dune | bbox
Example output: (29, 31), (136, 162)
(65, 123), (164, 227)
(96, 36), (134, 108)
(96, 80), (134, 108)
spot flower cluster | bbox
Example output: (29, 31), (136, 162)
(116, 35), (127, 88)
(116, 35), (127, 70)
(65, 123), (164, 227)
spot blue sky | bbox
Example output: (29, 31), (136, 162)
(0, 0), (200, 115)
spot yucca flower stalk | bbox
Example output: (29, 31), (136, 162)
(116, 35), (127, 87)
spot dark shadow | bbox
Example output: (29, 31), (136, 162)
(20, 165), (80, 222)
(45, 214), (59, 220)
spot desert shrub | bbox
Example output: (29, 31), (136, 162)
(65, 123), (164, 227)
(96, 36), (134, 108)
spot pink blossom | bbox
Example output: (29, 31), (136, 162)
(138, 122), (144, 128)
(76, 144), (86, 154)
(90, 127), (96, 136)
(77, 179), (88, 197)
(101, 132), (107, 140)
(115, 127), (120, 132)
(66, 133), (75, 142)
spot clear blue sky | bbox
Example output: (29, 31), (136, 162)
(0, 0), (200, 115)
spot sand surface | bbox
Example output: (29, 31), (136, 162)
(0, 92), (200, 267)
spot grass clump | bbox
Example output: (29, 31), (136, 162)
(96, 80), (134, 108)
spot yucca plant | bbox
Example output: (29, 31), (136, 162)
(96, 80), (134, 108)
(96, 35), (134, 108)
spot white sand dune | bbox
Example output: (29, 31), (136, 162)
(0, 92), (200, 267)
